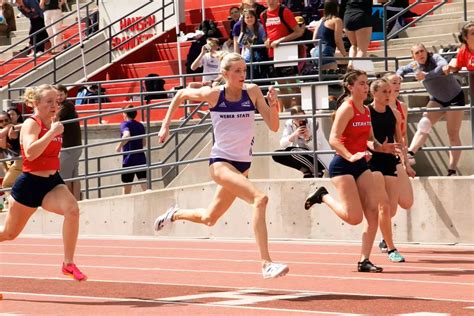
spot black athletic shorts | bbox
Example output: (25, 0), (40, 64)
(329, 155), (369, 180)
(11, 172), (65, 208)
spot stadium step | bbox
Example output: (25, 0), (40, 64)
(120, 60), (187, 78)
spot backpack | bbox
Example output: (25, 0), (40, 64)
(144, 74), (166, 103)
(186, 37), (206, 74)
(198, 20), (223, 39)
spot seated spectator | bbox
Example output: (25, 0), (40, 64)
(190, 38), (222, 85)
(115, 105), (147, 194)
(397, 43), (465, 176)
(87, 84), (111, 104)
(234, 9), (267, 79)
(144, 74), (166, 103)
(0, 0), (16, 38)
(231, 0), (267, 40)
(272, 106), (328, 178)
(311, 0), (348, 71)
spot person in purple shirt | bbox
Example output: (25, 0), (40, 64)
(115, 105), (147, 194)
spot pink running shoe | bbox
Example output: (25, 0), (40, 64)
(62, 263), (87, 281)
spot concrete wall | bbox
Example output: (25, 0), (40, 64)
(2, 177), (473, 244)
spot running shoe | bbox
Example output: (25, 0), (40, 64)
(357, 259), (383, 273)
(304, 186), (328, 210)
(153, 205), (178, 231)
(378, 240), (388, 253)
(62, 263), (87, 281)
(262, 262), (289, 279)
(447, 169), (457, 176)
(388, 249), (405, 262)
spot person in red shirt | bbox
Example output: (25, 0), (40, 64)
(305, 70), (400, 273)
(444, 21), (474, 73)
(0, 84), (87, 282)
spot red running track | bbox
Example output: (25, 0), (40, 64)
(0, 237), (473, 315)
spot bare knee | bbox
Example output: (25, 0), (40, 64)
(447, 129), (461, 143)
(0, 229), (20, 241)
(378, 200), (391, 217)
(347, 213), (363, 226)
(201, 214), (219, 226)
(64, 202), (80, 219)
(253, 193), (268, 210)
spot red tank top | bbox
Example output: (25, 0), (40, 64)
(21, 116), (63, 172)
(395, 99), (405, 133)
(340, 99), (372, 155)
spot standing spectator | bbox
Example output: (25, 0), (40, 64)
(2, 108), (24, 191)
(154, 53), (289, 279)
(305, 70), (400, 272)
(16, 0), (49, 56)
(0, 0), (16, 38)
(272, 106), (330, 178)
(261, 0), (304, 109)
(342, 0), (373, 69)
(56, 84), (82, 200)
(228, 6), (241, 32)
(311, 0), (348, 71)
(234, 9), (267, 79)
(397, 43), (465, 176)
(443, 21), (474, 74)
(115, 105), (147, 195)
(40, 0), (65, 54)
(190, 37), (222, 85)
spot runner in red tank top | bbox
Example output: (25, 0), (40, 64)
(0, 85), (87, 286)
(383, 72), (416, 212)
(305, 70), (400, 273)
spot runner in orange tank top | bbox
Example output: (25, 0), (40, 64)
(0, 85), (87, 287)
(305, 70), (401, 273)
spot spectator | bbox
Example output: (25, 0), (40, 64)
(190, 37), (222, 85)
(0, 0), (16, 38)
(115, 105), (147, 195)
(1, 108), (24, 192)
(16, 0), (49, 56)
(232, 0), (267, 40)
(397, 43), (465, 176)
(228, 6), (241, 32)
(342, 0), (373, 69)
(261, 0), (304, 109)
(311, 0), (348, 71)
(234, 9), (267, 79)
(272, 106), (329, 178)
(56, 84), (82, 200)
(40, 0), (64, 54)
(87, 84), (111, 104)
(443, 21), (474, 74)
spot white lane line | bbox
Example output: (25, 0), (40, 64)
(0, 291), (360, 315)
(0, 262), (472, 286)
(1, 244), (473, 261)
(3, 275), (474, 303)
(1, 251), (471, 272)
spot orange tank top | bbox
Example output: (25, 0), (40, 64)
(340, 99), (372, 155)
(21, 116), (63, 172)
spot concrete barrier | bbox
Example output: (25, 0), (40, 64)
(2, 177), (472, 244)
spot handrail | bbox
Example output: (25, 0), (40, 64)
(382, 0), (448, 70)
(0, 0), (97, 81)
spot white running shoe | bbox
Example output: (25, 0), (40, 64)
(153, 205), (178, 231)
(262, 262), (289, 279)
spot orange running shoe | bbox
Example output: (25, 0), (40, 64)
(62, 263), (87, 281)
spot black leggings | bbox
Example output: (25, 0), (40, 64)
(272, 147), (325, 178)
